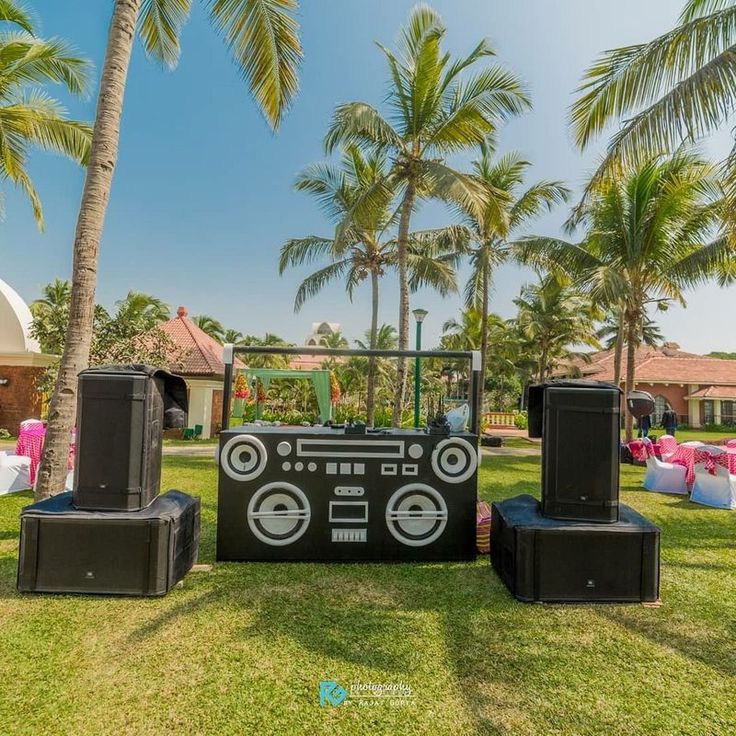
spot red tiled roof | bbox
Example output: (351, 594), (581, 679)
(158, 307), (243, 376)
(687, 385), (736, 399)
(563, 344), (736, 386)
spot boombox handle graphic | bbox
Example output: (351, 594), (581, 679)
(221, 345), (482, 435)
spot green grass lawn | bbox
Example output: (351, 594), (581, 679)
(1, 456), (735, 736)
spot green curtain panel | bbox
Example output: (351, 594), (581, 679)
(242, 369), (333, 422)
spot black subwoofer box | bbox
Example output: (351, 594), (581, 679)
(490, 494), (660, 603)
(528, 381), (621, 523)
(73, 365), (188, 511)
(17, 490), (200, 596)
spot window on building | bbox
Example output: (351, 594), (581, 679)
(654, 395), (667, 424)
(722, 401), (735, 427)
(703, 399), (715, 425)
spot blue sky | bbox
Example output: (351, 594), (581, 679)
(2, 0), (734, 352)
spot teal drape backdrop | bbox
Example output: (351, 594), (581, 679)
(243, 369), (333, 422)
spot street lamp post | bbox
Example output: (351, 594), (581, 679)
(412, 308), (428, 428)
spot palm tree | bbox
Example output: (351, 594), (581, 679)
(30, 279), (72, 354)
(223, 328), (244, 345)
(458, 146), (569, 411)
(115, 291), (170, 326)
(512, 276), (601, 383)
(517, 150), (728, 440)
(570, 0), (736, 218)
(317, 331), (348, 349)
(193, 314), (225, 343)
(241, 333), (292, 369)
(0, 3), (92, 228)
(596, 307), (666, 386)
(324, 4), (530, 425)
(280, 145), (465, 425)
(38, 0), (301, 498)
(352, 324), (399, 415)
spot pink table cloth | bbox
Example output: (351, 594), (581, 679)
(15, 424), (76, 485)
(670, 445), (736, 486)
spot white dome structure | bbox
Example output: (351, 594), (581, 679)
(0, 278), (55, 432)
(0, 277), (41, 354)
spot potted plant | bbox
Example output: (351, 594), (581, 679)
(233, 373), (250, 418)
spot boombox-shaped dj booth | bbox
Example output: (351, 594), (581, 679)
(216, 345), (482, 562)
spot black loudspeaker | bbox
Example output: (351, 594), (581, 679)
(17, 490), (200, 596)
(73, 365), (188, 511)
(216, 426), (478, 561)
(490, 494), (660, 603)
(529, 381), (621, 523)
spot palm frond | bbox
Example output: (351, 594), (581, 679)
(293, 258), (351, 312)
(0, 1), (34, 34)
(593, 47), (736, 186)
(406, 250), (457, 295)
(294, 161), (349, 222)
(509, 180), (571, 230)
(428, 65), (530, 151)
(417, 158), (486, 218)
(405, 223), (472, 254)
(138, 0), (192, 69)
(680, 0), (734, 23)
(513, 235), (604, 278)
(207, 0), (301, 129)
(1, 91), (91, 163)
(667, 233), (736, 286)
(0, 33), (93, 95)
(463, 247), (486, 309)
(278, 235), (335, 274)
(571, 6), (736, 150)
(324, 101), (403, 153)
(398, 3), (445, 60)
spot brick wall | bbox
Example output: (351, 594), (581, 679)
(635, 383), (688, 423)
(0, 365), (44, 433)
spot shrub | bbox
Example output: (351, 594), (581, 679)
(0, 428), (11, 440)
(514, 411), (528, 430)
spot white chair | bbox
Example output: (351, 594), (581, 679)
(643, 453), (688, 495)
(0, 452), (31, 494)
(691, 462), (736, 510)
(658, 434), (678, 460)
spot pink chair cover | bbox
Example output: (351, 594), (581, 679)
(659, 435), (678, 457)
(15, 422), (46, 484)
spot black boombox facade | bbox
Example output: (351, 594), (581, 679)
(216, 426), (479, 561)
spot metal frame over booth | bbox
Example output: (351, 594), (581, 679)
(221, 345), (482, 433)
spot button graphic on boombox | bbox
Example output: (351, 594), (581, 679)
(216, 427), (478, 562)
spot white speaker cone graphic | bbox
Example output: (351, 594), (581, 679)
(221, 434), (268, 482)
(247, 482), (311, 546)
(385, 483), (448, 547)
(431, 437), (478, 484)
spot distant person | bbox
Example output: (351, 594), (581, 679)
(637, 413), (652, 438)
(661, 405), (678, 436)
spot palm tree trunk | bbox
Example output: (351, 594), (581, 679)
(35, 0), (141, 500)
(479, 249), (490, 416)
(366, 269), (379, 426)
(624, 313), (638, 442)
(391, 179), (416, 427)
(613, 308), (624, 387)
